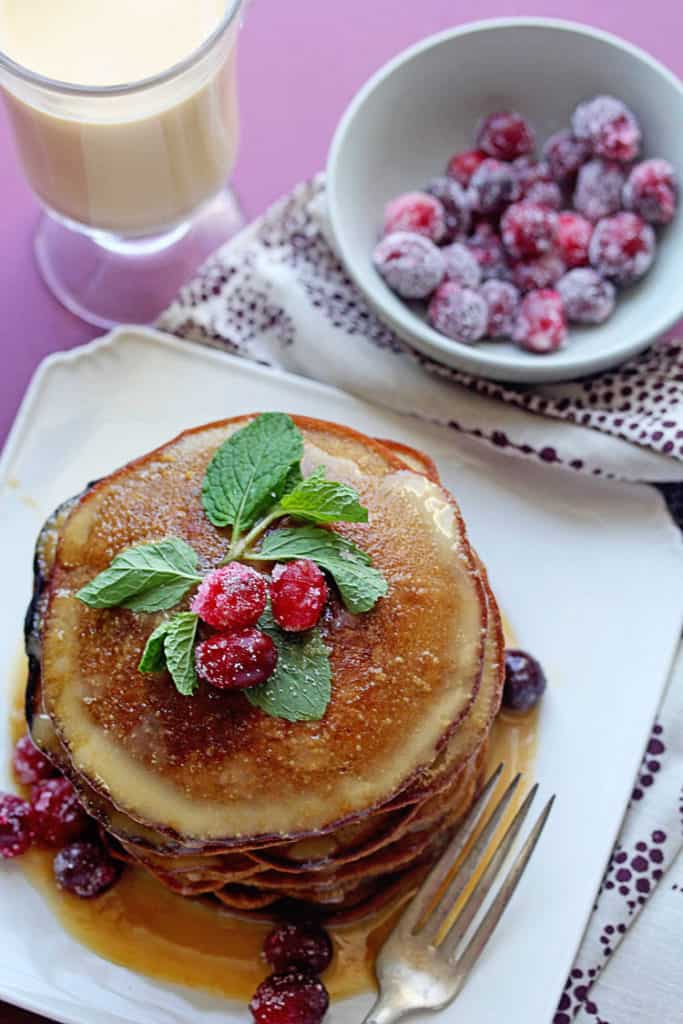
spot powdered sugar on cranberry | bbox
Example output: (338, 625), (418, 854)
(446, 148), (487, 187)
(589, 212), (656, 284)
(476, 111), (535, 160)
(0, 793), (35, 858)
(511, 252), (566, 293)
(373, 232), (445, 299)
(442, 242), (481, 288)
(622, 159), (678, 225)
(191, 563), (267, 630)
(428, 282), (488, 343)
(468, 158), (517, 216)
(13, 734), (58, 786)
(271, 560), (329, 632)
(572, 95), (641, 163)
(195, 629), (278, 689)
(480, 280), (520, 338)
(556, 212), (593, 268)
(501, 201), (558, 260)
(574, 159), (626, 223)
(513, 289), (567, 353)
(425, 176), (471, 240)
(31, 778), (90, 847)
(250, 972), (329, 1024)
(543, 130), (591, 181)
(383, 191), (446, 242)
(557, 268), (616, 324)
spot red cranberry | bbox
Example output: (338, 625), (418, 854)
(572, 95), (641, 163)
(557, 269), (616, 325)
(556, 212), (593, 269)
(191, 564), (267, 631)
(573, 159), (625, 223)
(523, 181), (563, 210)
(511, 252), (565, 293)
(53, 840), (120, 898)
(513, 289), (567, 354)
(588, 212), (656, 285)
(382, 191), (446, 243)
(480, 280), (520, 339)
(503, 650), (547, 711)
(465, 222), (509, 281)
(513, 156), (552, 190)
(425, 176), (471, 240)
(501, 201), (558, 260)
(271, 560), (329, 632)
(542, 130), (591, 181)
(195, 629), (278, 690)
(31, 778), (89, 847)
(446, 148), (487, 187)
(442, 242), (481, 288)
(476, 111), (535, 161)
(373, 232), (445, 299)
(250, 972), (329, 1024)
(0, 793), (35, 859)
(13, 734), (58, 786)
(468, 158), (517, 217)
(264, 921), (333, 975)
(428, 282), (488, 344)
(622, 159), (678, 225)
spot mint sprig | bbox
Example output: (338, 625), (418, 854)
(253, 526), (388, 614)
(278, 466), (369, 525)
(245, 606), (332, 722)
(139, 612), (199, 696)
(76, 538), (201, 612)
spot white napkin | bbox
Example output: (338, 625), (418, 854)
(160, 175), (683, 1023)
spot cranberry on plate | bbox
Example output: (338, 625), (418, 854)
(0, 792), (35, 859)
(557, 268), (616, 325)
(510, 252), (565, 294)
(555, 211), (593, 269)
(446, 148), (487, 187)
(480, 280), (520, 339)
(195, 629), (278, 689)
(442, 242), (481, 288)
(542, 130), (591, 181)
(476, 110), (535, 161)
(271, 560), (329, 632)
(465, 222), (509, 281)
(622, 159), (678, 225)
(31, 777), (90, 847)
(588, 211), (656, 285)
(503, 649), (547, 711)
(428, 282), (488, 344)
(373, 232), (445, 299)
(501, 201), (559, 261)
(468, 158), (517, 217)
(13, 733), (58, 786)
(53, 840), (120, 898)
(573, 159), (625, 223)
(571, 94), (641, 163)
(513, 289), (567, 354)
(191, 563), (268, 631)
(264, 921), (333, 975)
(250, 972), (329, 1024)
(382, 191), (447, 243)
(425, 176), (471, 241)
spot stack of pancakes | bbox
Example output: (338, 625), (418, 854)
(24, 416), (504, 918)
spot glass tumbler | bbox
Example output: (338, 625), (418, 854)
(0, 1), (245, 328)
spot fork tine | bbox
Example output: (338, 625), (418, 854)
(419, 771), (523, 944)
(438, 783), (538, 957)
(398, 763), (505, 935)
(448, 795), (555, 973)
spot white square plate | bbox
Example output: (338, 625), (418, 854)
(1, 327), (681, 1024)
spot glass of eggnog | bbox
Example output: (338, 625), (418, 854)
(0, 0), (245, 327)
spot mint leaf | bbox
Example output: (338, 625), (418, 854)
(256, 526), (388, 614)
(164, 612), (200, 696)
(202, 414), (304, 536)
(138, 620), (171, 673)
(246, 607), (332, 722)
(76, 538), (202, 612)
(279, 467), (369, 525)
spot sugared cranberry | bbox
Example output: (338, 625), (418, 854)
(428, 282), (488, 344)
(557, 269), (616, 324)
(425, 177), (471, 241)
(542, 130), (591, 181)
(468, 158), (517, 217)
(573, 159), (625, 223)
(588, 212), (656, 285)
(465, 222), (509, 281)
(13, 734), (58, 786)
(442, 242), (481, 288)
(31, 778), (89, 847)
(373, 232), (445, 299)
(513, 289), (567, 354)
(476, 111), (535, 161)
(555, 212), (593, 268)
(480, 280), (520, 338)
(622, 159), (678, 225)
(513, 156), (551, 193)
(382, 191), (446, 243)
(53, 840), (120, 898)
(271, 560), (329, 632)
(523, 181), (563, 210)
(572, 95), (641, 163)
(447, 149), (487, 187)
(264, 921), (333, 975)
(191, 563), (267, 631)
(501, 201), (558, 260)
(195, 629), (278, 690)
(250, 972), (329, 1024)
(0, 793), (35, 859)
(511, 252), (566, 293)
(503, 649), (547, 711)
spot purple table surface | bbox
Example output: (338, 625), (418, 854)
(0, 1), (681, 1021)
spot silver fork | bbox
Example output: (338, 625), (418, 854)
(362, 765), (555, 1023)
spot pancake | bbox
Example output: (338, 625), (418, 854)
(25, 415), (504, 916)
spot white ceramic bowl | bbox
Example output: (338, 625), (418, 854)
(327, 18), (683, 383)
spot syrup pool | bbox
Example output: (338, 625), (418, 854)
(9, 634), (538, 1003)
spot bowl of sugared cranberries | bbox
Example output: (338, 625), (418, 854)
(328, 18), (683, 382)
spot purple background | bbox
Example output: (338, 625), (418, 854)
(0, 2), (681, 1018)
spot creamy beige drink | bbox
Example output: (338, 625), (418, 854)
(0, 0), (240, 235)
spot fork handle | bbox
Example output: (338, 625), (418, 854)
(361, 994), (409, 1024)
